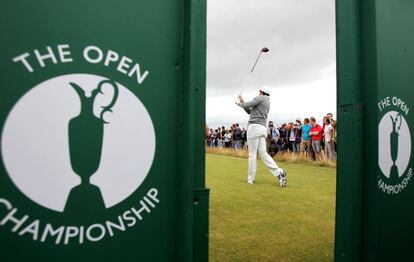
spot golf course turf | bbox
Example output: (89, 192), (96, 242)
(206, 153), (336, 262)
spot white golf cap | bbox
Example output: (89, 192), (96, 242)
(259, 85), (271, 95)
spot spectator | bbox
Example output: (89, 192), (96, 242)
(205, 112), (336, 163)
(309, 117), (323, 160)
(324, 118), (336, 160)
(231, 124), (236, 148)
(301, 118), (312, 157)
(206, 128), (212, 146)
(321, 116), (327, 152)
(224, 130), (232, 148)
(209, 129), (217, 147)
(277, 123), (288, 152)
(327, 113), (337, 152)
(327, 113), (334, 121)
(221, 126), (226, 140)
(234, 123), (243, 149)
(291, 122), (302, 153)
(287, 123), (295, 152)
(206, 125), (211, 137)
(296, 118), (302, 128)
(217, 127), (222, 147)
(242, 127), (247, 149)
(267, 121), (280, 156)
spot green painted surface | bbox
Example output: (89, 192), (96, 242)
(336, 0), (414, 261)
(363, 1), (414, 261)
(335, 0), (364, 261)
(0, 1), (207, 261)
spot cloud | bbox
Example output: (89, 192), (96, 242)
(206, 72), (337, 128)
(206, 0), (336, 118)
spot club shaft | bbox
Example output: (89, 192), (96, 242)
(239, 73), (252, 95)
(238, 48), (268, 97)
(250, 50), (263, 74)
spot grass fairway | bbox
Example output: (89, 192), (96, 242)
(206, 153), (336, 262)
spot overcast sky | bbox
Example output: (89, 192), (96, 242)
(206, 0), (336, 128)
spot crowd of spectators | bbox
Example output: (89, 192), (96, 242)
(206, 113), (337, 161)
(207, 123), (246, 149)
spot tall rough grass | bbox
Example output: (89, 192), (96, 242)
(205, 146), (336, 168)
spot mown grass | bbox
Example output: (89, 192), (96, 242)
(206, 153), (336, 262)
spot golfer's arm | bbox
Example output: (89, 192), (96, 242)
(238, 97), (259, 113)
(237, 102), (251, 114)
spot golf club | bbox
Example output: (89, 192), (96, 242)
(237, 47), (270, 100)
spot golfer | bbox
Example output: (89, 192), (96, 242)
(237, 86), (286, 186)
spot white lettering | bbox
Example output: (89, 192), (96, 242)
(104, 50), (119, 66)
(122, 210), (137, 227)
(143, 196), (155, 208)
(106, 216), (126, 237)
(57, 44), (73, 63)
(34, 46), (58, 67)
(0, 208), (29, 232)
(0, 198), (12, 210)
(128, 63), (149, 84)
(41, 223), (65, 244)
(79, 226), (84, 244)
(64, 226), (79, 245)
(131, 200), (151, 220)
(378, 168), (412, 194)
(379, 96), (410, 115)
(117, 56), (132, 74)
(83, 45), (103, 64)
(378, 97), (390, 111)
(12, 53), (34, 72)
(86, 224), (106, 242)
(11, 45), (150, 85)
(19, 220), (40, 240)
(147, 188), (160, 203)
(0, 188), (160, 244)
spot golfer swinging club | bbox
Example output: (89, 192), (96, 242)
(236, 86), (287, 187)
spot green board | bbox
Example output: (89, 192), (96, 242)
(0, 1), (208, 261)
(336, 0), (414, 261)
(363, 1), (414, 261)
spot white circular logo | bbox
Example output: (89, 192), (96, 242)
(1, 74), (156, 212)
(378, 110), (411, 178)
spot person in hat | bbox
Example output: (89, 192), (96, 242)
(236, 86), (287, 187)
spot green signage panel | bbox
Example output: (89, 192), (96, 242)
(336, 0), (414, 261)
(0, 1), (208, 261)
(363, 1), (414, 261)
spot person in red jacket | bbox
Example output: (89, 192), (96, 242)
(309, 117), (322, 161)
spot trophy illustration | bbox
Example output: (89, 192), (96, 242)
(64, 79), (119, 216)
(389, 113), (402, 180)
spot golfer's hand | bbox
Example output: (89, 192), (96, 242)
(238, 95), (244, 103)
(235, 97), (240, 105)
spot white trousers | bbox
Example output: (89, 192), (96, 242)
(247, 124), (280, 181)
